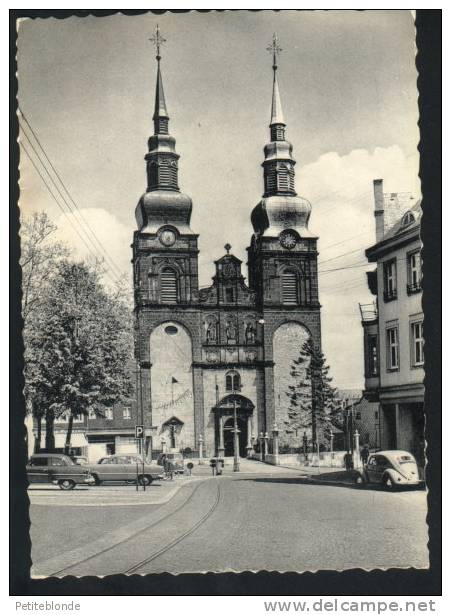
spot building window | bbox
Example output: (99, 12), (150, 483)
(123, 407), (131, 420)
(411, 321), (424, 367)
(402, 211), (415, 227)
(226, 370), (241, 392)
(383, 259), (397, 301)
(160, 267), (178, 303)
(367, 334), (379, 376)
(225, 287), (234, 302)
(54, 412), (84, 424)
(88, 409), (96, 419)
(407, 250), (422, 294)
(386, 326), (399, 370)
(105, 408), (113, 420)
(282, 270), (298, 305)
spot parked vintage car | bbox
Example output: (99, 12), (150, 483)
(355, 450), (421, 489)
(71, 455), (88, 465)
(27, 453), (95, 490)
(88, 454), (164, 486)
(157, 452), (185, 474)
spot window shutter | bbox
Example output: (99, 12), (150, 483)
(161, 268), (178, 303)
(282, 271), (298, 305)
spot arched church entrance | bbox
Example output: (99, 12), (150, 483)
(214, 394), (254, 458)
(223, 417), (247, 457)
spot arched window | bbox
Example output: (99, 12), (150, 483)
(282, 270), (298, 305)
(160, 267), (178, 303)
(402, 211), (415, 227)
(225, 370), (241, 392)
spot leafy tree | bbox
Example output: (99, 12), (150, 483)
(20, 212), (69, 451)
(285, 338), (342, 447)
(37, 260), (133, 452)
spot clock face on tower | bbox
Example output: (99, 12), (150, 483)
(279, 230), (298, 250)
(159, 229), (176, 247)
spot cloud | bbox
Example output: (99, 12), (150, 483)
(54, 208), (131, 285)
(298, 145), (420, 388)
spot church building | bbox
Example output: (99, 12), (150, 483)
(132, 32), (322, 458)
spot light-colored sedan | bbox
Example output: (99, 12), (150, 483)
(355, 450), (422, 489)
(88, 454), (164, 486)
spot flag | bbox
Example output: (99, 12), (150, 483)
(171, 377), (178, 384)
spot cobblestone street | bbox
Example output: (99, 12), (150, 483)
(29, 460), (428, 577)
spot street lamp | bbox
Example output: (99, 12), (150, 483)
(198, 433), (204, 464)
(272, 422), (279, 465)
(264, 432), (269, 460)
(232, 394), (240, 472)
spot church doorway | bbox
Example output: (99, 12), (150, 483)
(223, 417), (247, 457)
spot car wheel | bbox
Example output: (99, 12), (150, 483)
(58, 479), (75, 490)
(138, 474), (153, 486)
(355, 474), (364, 485)
(383, 475), (396, 491)
(92, 474), (102, 486)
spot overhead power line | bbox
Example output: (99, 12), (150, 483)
(18, 107), (124, 279)
(318, 246), (364, 266)
(318, 261), (369, 274)
(21, 143), (119, 286)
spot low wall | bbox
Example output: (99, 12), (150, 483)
(265, 451), (349, 468)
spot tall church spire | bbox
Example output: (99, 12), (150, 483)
(136, 26), (194, 234)
(152, 25), (169, 134)
(262, 34), (296, 197)
(268, 34), (285, 133)
(145, 25), (179, 192)
(250, 34), (312, 238)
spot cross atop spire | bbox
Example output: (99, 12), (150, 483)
(267, 33), (285, 128)
(266, 32), (282, 71)
(150, 25), (169, 130)
(149, 24), (166, 61)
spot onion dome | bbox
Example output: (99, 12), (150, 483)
(251, 34), (314, 238)
(135, 25), (194, 234)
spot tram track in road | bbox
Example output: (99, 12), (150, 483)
(123, 481), (221, 574)
(46, 480), (221, 577)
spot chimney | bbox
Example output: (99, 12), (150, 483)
(373, 179), (385, 242)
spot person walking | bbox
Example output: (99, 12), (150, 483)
(344, 451), (353, 471)
(360, 443), (370, 465)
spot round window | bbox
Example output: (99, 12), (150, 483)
(165, 325), (178, 335)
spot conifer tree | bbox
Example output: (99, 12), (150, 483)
(285, 338), (342, 447)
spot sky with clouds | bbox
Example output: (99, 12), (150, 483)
(17, 10), (420, 389)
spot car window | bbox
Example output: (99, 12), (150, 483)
(30, 457), (48, 466)
(367, 457), (377, 467)
(115, 456), (128, 464)
(99, 457), (116, 464)
(376, 456), (389, 468)
(397, 455), (415, 464)
(51, 457), (67, 466)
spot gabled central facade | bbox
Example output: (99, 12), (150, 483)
(132, 34), (322, 458)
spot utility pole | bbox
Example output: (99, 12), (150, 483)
(233, 393), (240, 472)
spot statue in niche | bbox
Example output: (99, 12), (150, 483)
(225, 320), (237, 343)
(206, 320), (217, 343)
(245, 321), (256, 344)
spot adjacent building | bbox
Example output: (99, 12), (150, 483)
(360, 179), (424, 464)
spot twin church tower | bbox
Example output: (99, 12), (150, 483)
(132, 29), (321, 457)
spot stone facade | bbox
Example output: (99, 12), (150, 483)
(131, 47), (322, 459)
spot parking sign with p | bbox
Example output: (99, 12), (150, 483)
(135, 425), (144, 439)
